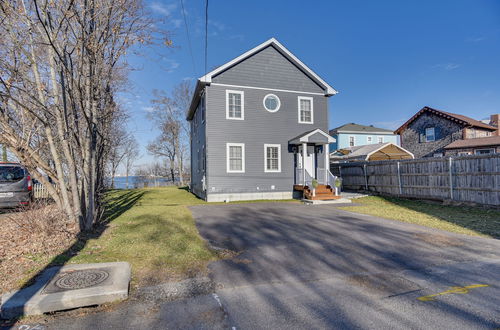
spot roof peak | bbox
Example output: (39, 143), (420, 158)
(198, 38), (337, 96)
(395, 106), (497, 133)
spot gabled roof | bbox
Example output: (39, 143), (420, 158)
(329, 123), (394, 135)
(394, 106), (497, 134)
(444, 135), (500, 149)
(289, 129), (336, 145)
(331, 142), (414, 161)
(187, 38), (337, 120)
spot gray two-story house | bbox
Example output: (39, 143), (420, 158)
(187, 38), (337, 202)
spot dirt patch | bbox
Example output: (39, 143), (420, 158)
(0, 203), (78, 294)
(413, 233), (464, 247)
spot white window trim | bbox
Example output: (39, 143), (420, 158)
(226, 143), (245, 173)
(425, 127), (435, 142)
(377, 136), (384, 143)
(367, 136), (373, 143)
(264, 144), (281, 173)
(226, 90), (244, 120)
(298, 96), (314, 124)
(263, 94), (281, 112)
(349, 135), (355, 147)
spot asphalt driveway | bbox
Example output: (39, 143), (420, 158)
(191, 202), (500, 329)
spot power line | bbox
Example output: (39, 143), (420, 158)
(179, 0), (197, 75)
(204, 0), (208, 79)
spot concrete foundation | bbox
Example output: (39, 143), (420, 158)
(1, 262), (131, 319)
(206, 191), (293, 202)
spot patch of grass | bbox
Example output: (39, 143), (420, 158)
(69, 187), (218, 287)
(340, 196), (500, 239)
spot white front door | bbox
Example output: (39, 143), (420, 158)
(298, 145), (315, 178)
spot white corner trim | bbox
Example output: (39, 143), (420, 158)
(298, 96), (314, 124)
(263, 94), (281, 113)
(264, 144), (281, 173)
(225, 90), (244, 120)
(226, 143), (245, 173)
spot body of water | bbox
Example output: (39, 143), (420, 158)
(110, 176), (174, 189)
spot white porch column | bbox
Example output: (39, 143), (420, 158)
(302, 142), (307, 185)
(324, 143), (329, 184)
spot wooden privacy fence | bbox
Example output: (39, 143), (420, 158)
(331, 154), (500, 206)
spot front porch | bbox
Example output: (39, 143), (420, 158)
(289, 129), (341, 201)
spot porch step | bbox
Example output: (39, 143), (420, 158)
(303, 184), (338, 201)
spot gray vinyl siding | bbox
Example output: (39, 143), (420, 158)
(205, 84), (328, 194)
(212, 45), (325, 94)
(190, 97), (206, 198)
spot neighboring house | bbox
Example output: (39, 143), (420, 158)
(444, 136), (500, 156)
(330, 142), (414, 162)
(395, 106), (499, 158)
(187, 38), (337, 202)
(329, 123), (398, 151)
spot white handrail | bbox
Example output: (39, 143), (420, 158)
(327, 169), (341, 195)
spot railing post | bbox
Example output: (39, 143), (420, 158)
(397, 161), (402, 195)
(324, 143), (329, 185)
(302, 142), (307, 186)
(363, 163), (368, 191)
(449, 157), (454, 200)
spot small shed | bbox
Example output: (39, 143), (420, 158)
(330, 143), (414, 162)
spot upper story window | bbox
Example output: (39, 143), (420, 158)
(226, 90), (244, 120)
(227, 143), (245, 173)
(349, 136), (355, 147)
(263, 94), (281, 112)
(425, 127), (435, 142)
(264, 144), (281, 172)
(367, 136), (373, 143)
(298, 96), (313, 124)
(377, 136), (384, 143)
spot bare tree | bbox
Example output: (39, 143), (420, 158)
(147, 82), (193, 185)
(0, 0), (168, 231)
(123, 136), (140, 189)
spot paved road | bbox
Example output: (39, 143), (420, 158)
(29, 202), (500, 329)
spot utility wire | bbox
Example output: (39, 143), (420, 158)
(204, 0), (208, 79)
(179, 0), (197, 75)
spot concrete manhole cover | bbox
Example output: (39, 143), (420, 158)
(42, 268), (112, 294)
(55, 270), (110, 290)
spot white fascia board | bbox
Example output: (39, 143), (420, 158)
(299, 128), (336, 143)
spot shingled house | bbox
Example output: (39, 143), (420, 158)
(395, 107), (499, 158)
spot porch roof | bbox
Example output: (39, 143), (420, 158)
(289, 129), (336, 145)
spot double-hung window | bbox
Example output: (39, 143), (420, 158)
(349, 136), (355, 147)
(298, 96), (313, 124)
(227, 143), (245, 173)
(377, 136), (384, 143)
(425, 127), (435, 142)
(226, 90), (244, 120)
(264, 144), (281, 172)
(367, 136), (373, 143)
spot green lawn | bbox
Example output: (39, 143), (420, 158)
(340, 196), (500, 239)
(65, 187), (220, 288)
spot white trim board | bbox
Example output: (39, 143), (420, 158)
(211, 83), (324, 96)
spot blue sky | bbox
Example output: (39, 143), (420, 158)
(120, 0), (500, 169)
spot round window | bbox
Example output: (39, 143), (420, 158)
(263, 94), (280, 112)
